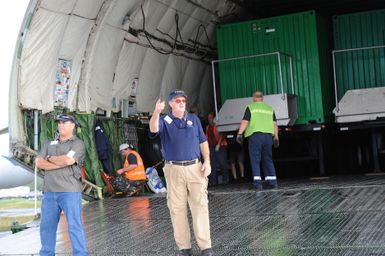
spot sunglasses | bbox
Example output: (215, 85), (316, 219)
(174, 99), (186, 103)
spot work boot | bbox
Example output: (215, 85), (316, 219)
(176, 249), (192, 256)
(201, 248), (214, 256)
(125, 187), (141, 197)
(266, 184), (278, 189)
(133, 186), (142, 196)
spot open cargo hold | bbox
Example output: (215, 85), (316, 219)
(21, 111), (163, 194)
(332, 9), (385, 123)
(216, 10), (334, 125)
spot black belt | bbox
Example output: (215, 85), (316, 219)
(165, 159), (200, 166)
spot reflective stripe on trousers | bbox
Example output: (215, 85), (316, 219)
(248, 133), (278, 187)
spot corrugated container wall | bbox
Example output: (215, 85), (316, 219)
(216, 10), (334, 125)
(333, 9), (385, 101)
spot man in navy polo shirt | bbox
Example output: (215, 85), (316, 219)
(149, 90), (213, 256)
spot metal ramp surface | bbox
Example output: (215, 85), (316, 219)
(1, 175), (385, 255)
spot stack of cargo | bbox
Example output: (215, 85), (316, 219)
(332, 9), (385, 123)
(215, 8), (385, 174)
(216, 10), (334, 126)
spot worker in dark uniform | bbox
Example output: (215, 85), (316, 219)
(237, 91), (279, 190)
(35, 114), (89, 256)
(149, 90), (213, 256)
(94, 120), (113, 175)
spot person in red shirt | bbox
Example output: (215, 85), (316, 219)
(205, 113), (229, 185)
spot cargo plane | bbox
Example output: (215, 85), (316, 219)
(0, 130), (34, 189)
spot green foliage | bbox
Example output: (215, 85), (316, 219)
(74, 113), (104, 187)
(39, 113), (58, 144)
(0, 216), (35, 232)
(100, 119), (125, 172)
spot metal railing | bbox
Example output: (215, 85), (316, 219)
(332, 44), (385, 112)
(211, 51), (294, 117)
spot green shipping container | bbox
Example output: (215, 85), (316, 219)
(216, 10), (334, 125)
(333, 9), (385, 101)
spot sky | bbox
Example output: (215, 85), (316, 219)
(0, 1), (29, 155)
(0, 1), (30, 129)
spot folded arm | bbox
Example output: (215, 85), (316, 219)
(35, 156), (65, 171)
(47, 155), (76, 167)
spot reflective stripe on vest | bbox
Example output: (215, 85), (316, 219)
(244, 102), (274, 137)
(123, 150), (146, 181)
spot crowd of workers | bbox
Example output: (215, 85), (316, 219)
(35, 89), (278, 256)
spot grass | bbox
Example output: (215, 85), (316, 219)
(0, 198), (41, 210)
(0, 216), (36, 232)
(0, 198), (41, 232)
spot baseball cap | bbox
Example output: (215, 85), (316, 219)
(168, 90), (188, 101)
(119, 143), (134, 152)
(55, 114), (80, 126)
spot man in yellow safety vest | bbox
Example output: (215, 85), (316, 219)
(237, 91), (279, 191)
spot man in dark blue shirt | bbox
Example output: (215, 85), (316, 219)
(149, 90), (213, 256)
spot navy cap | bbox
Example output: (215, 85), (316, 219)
(168, 90), (188, 101)
(55, 114), (80, 126)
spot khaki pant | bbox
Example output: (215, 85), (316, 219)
(164, 162), (211, 250)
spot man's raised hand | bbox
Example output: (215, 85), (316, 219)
(154, 99), (165, 114)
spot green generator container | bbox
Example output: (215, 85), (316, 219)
(216, 10), (334, 125)
(333, 9), (385, 101)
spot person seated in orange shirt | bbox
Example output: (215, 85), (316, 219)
(110, 143), (146, 196)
